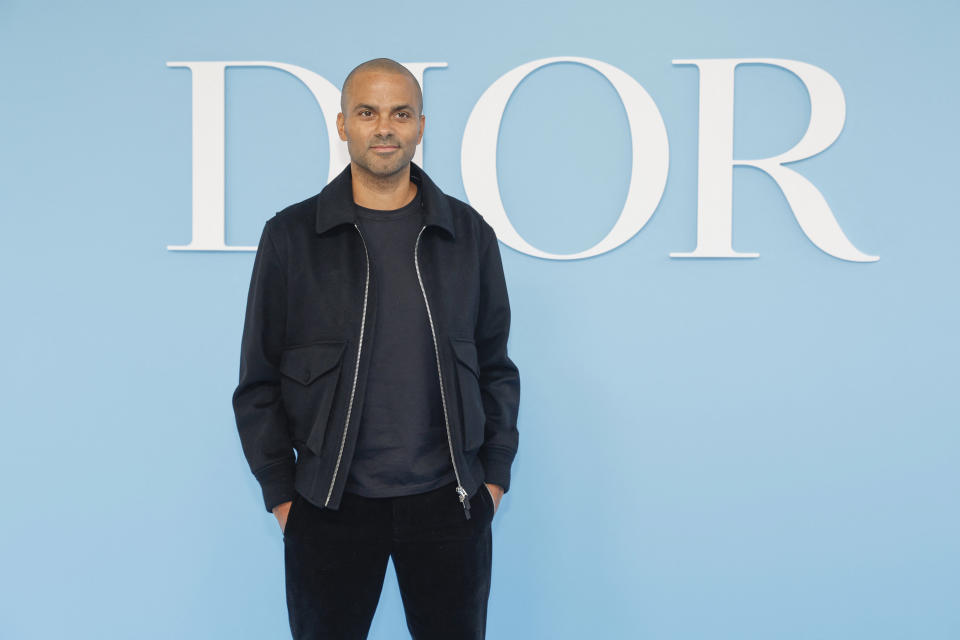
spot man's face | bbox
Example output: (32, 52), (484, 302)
(336, 70), (424, 178)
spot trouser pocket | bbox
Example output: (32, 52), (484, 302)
(283, 493), (301, 539)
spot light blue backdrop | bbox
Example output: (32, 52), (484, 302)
(1, 0), (957, 638)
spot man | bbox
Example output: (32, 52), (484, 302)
(232, 57), (521, 639)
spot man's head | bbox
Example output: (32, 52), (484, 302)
(337, 58), (424, 179)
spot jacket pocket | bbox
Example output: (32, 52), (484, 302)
(278, 339), (348, 456)
(450, 336), (485, 452)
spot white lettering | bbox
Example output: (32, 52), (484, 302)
(164, 61), (448, 250)
(461, 56), (669, 260)
(670, 58), (877, 262)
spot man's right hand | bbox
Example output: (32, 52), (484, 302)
(273, 500), (293, 532)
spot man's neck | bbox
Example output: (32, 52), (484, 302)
(351, 162), (418, 211)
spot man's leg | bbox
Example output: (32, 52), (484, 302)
(284, 490), (392, 640)
(391, 482), (494, 640)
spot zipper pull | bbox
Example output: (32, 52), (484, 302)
(456, 485), (471, 520)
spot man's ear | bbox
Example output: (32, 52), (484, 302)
(337, 112), (348, 142)
(416, 114), (425, 145)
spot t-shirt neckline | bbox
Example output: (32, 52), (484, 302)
(354, 183), (421, 220)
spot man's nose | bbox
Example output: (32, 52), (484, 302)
(375, 113), (395, 137)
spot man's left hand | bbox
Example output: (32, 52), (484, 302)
(484, 483), (504, 515)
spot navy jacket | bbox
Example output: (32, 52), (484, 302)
(232, 162), (521, 519)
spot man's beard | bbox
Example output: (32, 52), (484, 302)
(355, 142), (411, 178)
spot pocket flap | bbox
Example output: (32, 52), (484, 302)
(449, 337), (480, 378)
(279, 340), (347, 385)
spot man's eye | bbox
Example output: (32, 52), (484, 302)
(359, 110), (372, 117)
(396, 112), (409, 119)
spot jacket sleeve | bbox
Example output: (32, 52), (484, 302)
(231, 219), (296, 513)
(474, 221), (521, 494)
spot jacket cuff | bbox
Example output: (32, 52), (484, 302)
(479, 447), (514, 494)
(253, 459), (296, 513)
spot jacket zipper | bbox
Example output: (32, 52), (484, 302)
(414, 226), (471, 520)
(324, 223), (371, 507)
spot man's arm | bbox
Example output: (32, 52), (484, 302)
(474, 222), (521, 494)
(232, 219), (296, 514)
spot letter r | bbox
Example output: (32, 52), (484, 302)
(671, 58), (878, 262)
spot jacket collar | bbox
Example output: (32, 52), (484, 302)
(314, 161), (456, 239)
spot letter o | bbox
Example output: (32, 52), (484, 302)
(461, 57), (669, 259)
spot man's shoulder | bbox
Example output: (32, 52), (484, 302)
(437, 190), (495, 244)
(266, 192), (322, 233)
(261, 175), (495, 246)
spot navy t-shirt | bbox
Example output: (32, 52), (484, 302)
(344, 183), (456, 497)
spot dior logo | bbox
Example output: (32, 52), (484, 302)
(166, 57), (877, 262)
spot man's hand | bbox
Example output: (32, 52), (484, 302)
(485, 483), (504, 515)
(273, 500), (292, 532)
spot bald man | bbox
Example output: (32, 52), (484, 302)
(232, 58), (521, 639)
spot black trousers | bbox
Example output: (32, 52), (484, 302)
(283, 480), (495, 639)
